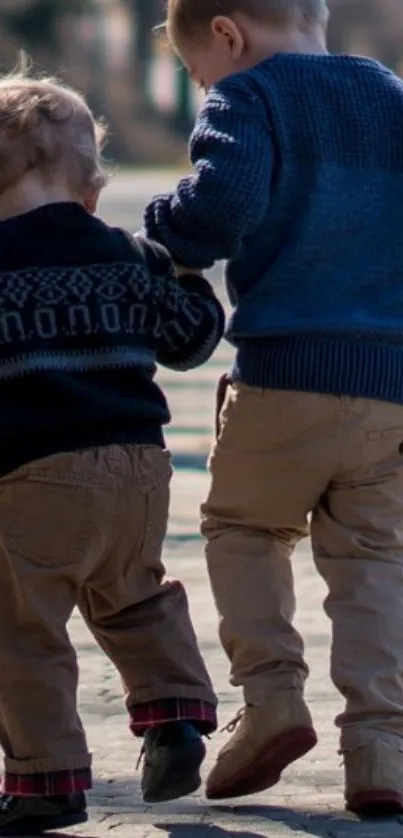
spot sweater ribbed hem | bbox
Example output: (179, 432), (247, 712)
(232, 337), (403, 404)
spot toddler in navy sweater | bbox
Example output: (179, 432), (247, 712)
(143, 0), (403, 816)
(0, 67), (224, 834)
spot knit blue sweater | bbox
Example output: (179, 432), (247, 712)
(144, 54), (403, 403)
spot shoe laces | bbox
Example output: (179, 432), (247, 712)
(220, 707), (245, 734)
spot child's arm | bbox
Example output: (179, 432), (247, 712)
(143, 76), (272, 270)
(136, 235), (225, 371)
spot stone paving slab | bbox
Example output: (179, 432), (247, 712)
(53, 176), (403, 836)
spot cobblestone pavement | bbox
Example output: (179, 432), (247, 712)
(63, 175), (403, 837)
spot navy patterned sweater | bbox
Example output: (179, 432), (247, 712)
(144, 55), (403, 404)
(0, 202), (224, 476)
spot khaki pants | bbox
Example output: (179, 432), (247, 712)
(202, 384), (403, 749)
(0, 445), (216, 776)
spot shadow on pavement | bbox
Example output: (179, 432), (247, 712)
(47, 834), (97, 838)
(160, 825), (266, 838)
(210, 803), (403, 836)
(77, 779), (403, 836)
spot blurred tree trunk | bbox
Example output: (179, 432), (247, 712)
(125, 0), (159, 109)
(124, 0), (193, 131)
(0, 0), (92, 58)
(174, 61), (193, 132)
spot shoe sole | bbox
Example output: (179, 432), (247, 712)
(347, 789), (403, 818)
(206, 726), (317, 800)
(0, 811), (88, 835)
(143, 738), (206, 804)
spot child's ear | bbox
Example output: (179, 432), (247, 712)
(83, 186), (101, 215)
(211, 15), (244, 59)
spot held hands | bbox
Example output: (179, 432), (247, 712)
(133, 231), (203, 279)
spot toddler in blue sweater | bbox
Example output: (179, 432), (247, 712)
(143, 0), (403, 817)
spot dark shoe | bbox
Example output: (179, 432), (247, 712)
(0, 792), (87, 835)
(140, 721), (206, 803)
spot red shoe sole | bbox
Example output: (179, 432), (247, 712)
(347, 789), (403, 817)
(206, 726), (317, 800)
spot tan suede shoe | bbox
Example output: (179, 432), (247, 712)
(206, 692), (317, 800)
(344, 741), (403, 816)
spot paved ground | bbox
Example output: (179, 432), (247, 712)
(64, 174), (401, 837)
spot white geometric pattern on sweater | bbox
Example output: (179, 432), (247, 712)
(0, 262), (213, 377)
(0, 263), (171, 347)
(0, 263), (151, 308)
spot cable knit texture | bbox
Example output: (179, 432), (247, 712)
(144, 54), (403, 404)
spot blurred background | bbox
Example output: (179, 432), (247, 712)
(0, 0), (401, 167)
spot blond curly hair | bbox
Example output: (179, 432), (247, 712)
(0, 62), (107, 196)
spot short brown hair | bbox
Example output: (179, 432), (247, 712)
(167, 0), (329, 44)
(0, 63), (107, 196)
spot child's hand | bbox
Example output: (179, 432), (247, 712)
(174, 264), (204, 278)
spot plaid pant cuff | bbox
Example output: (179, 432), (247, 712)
(2, 767), (92, 796)
(129, 698), (218, 737)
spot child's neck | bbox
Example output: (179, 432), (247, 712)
(248, 25), (327, 67)
(283, 27), (327, 56)
(0, 172), (80, 221)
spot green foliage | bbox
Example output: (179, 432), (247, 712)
(1, 0), (93, 50)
